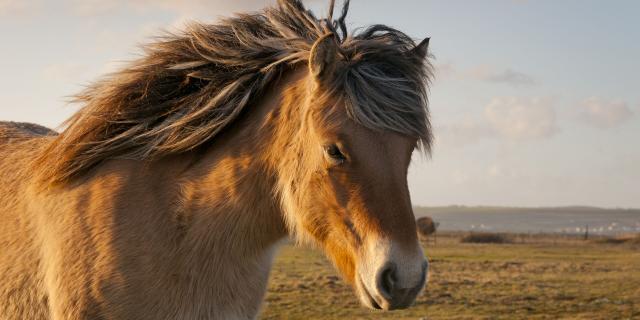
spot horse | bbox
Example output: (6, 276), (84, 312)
(0, 0), (433, 318)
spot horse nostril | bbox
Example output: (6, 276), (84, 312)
(377, 263), (397, 300)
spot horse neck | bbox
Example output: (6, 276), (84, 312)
(119, 70), (315, 318)
(171, 69), (314, 262)
(178, 118), (279, 253)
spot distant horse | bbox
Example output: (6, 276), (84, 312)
(0, 0), (433, 319)
(416, 216), (439, 242)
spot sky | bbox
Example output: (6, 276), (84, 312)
(0, 0), (638, 208)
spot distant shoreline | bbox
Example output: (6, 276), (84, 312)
(413, 206), (640, 235)
(414, 205), (640, 212)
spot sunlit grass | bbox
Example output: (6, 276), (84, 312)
(261, 233), (640, 319)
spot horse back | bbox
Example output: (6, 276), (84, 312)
(0, 121), (57, 141)
(0, 121), (55, 320)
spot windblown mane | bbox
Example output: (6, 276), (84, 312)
(35, 0), (433, 184)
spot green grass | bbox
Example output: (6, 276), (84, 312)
(260, 233), (640, 319)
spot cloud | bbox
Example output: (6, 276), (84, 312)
(5, 0), (324, 17)
(434, 62), (456, 80)
(435, 116), (494, 148)
(467, 65), (536, 86)
(578, 97), (634, 129)
(485, 69), (536, 86)
(435, 97), (557, 149)
(486, 164), (520, 180)
(42, 63), (90, 83)
(67, 0), (118, 15)
(0, 0), (36, 16)
(451, 169), (471, 185)
(67, 0), (277, 16)
(4, 0), (324, 17)
(484, 97), (557, 140)
(435, 63), (536, 86)
(487, 164), (503, 178)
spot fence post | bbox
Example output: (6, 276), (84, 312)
(584, 225), (589, 240)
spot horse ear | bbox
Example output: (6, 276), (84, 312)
(309, 33), (338, 83)
(410, 37), (430, 59)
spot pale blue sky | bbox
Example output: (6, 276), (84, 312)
(1, 0), (638, 207)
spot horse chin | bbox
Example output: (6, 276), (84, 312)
(355, 274), (384, 310)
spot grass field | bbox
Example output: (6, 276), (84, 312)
(260, 233), (640, 319)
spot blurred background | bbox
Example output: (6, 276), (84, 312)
(1, 1), (638, 318)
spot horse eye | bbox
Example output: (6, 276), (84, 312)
(325, 144), (346, 162)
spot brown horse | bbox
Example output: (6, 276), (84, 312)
(0, 1), (433, 319)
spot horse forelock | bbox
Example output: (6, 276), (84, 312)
(34, 0), (433, 185)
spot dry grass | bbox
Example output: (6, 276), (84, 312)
(260, 233), (640, 319)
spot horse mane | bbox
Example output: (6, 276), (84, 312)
(35, 0), (433, 185)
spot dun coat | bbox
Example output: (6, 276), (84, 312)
(0, 1), (433, 319)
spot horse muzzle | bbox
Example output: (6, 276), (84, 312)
(356, 241), (428, 310)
